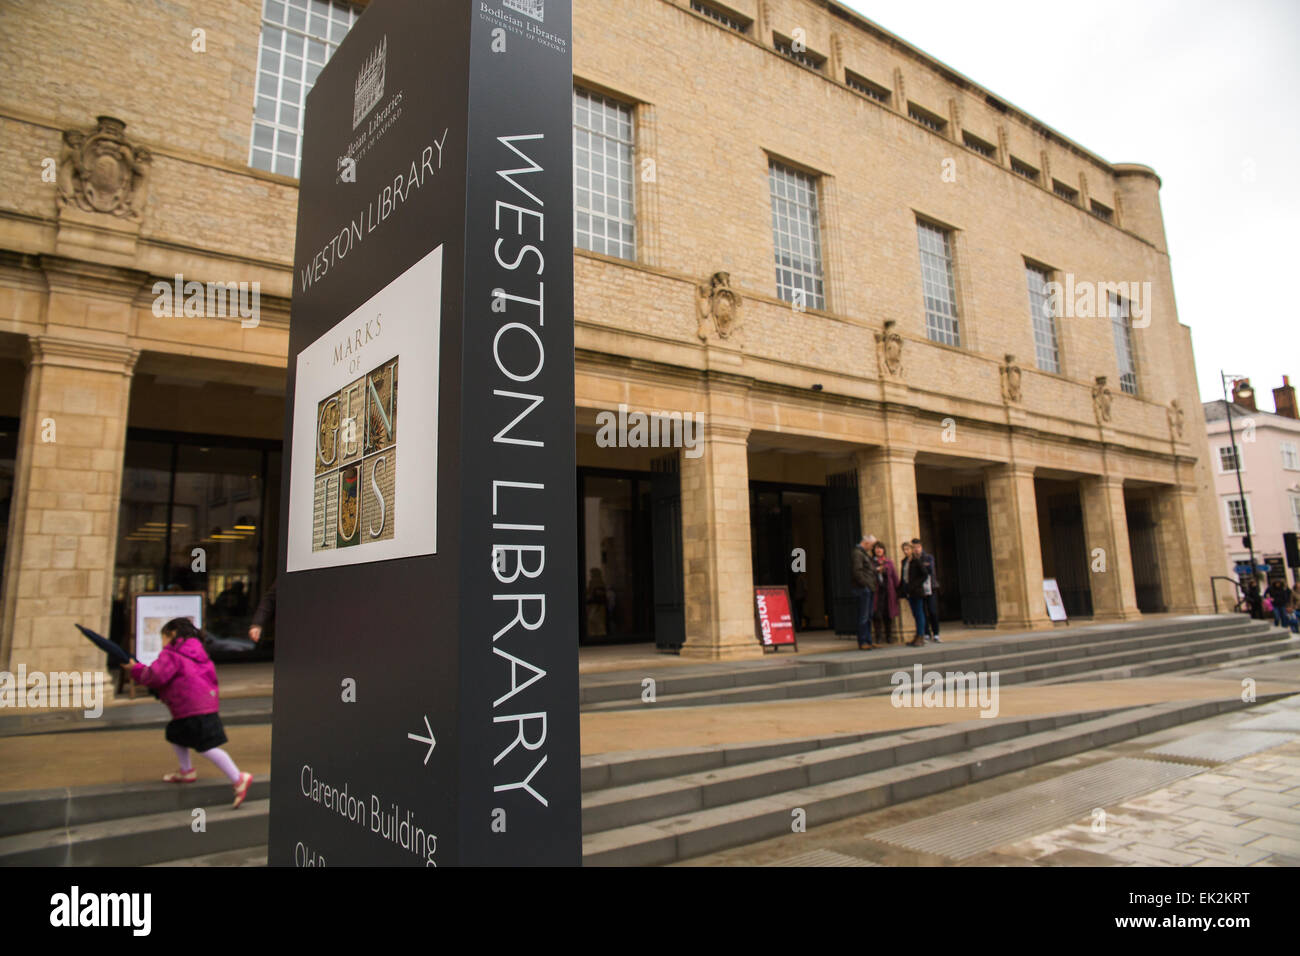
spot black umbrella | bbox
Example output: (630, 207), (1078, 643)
(75, 624), (134, 666)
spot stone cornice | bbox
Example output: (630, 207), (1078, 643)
(37, 254), (151, 300)
(29, 335), (138, 375)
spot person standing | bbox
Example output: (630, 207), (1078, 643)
(912, 538), (941, 642)
(248, 579), (276, 644)
(851, 534), (879, 650)
(1266, 578), (1293, 629)
(902, 541), (928, 647)
(870, 542), (901, 645)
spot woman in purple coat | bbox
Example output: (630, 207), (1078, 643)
(130, 617), (254, 807)
(870, 542), (902, 645)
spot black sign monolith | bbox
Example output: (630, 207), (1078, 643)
(268, 0), (578, 866)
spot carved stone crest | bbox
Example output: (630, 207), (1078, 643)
(1167, 398), (1185, 439)
(1000, 353), (1022, 404)
(1092, 375), (1114, 424)
(696, 271), (742, 342)
(875, 320), (904, 379)
(56, 116), (151, 221)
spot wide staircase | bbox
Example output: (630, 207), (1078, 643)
(1, 614), (1295, 866)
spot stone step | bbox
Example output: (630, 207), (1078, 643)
(583, 621), (1279, 711)
(0, 799), (269, 867)
(580, 707), (1127, 834)
(0, 778), (271, 838)
(1034, 634), (1300, 683)
(576, 615), (1240, 706)
(580, 694), (1279, 866)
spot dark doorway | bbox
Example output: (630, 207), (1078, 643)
(750, 482), (829, 632)
(1040, 485), (1094, 618)
(823, 470), (861, 635)
(918, 487), (997, 626)
(650, 457), (685, 650)
(1126, 493), (1165, 613)
(577, 468), (658, 645)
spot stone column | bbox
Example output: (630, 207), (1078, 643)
(0, 336), (137, 676)
(854, 446), (918, 555)
(680, 421), (762, 660)
(985, 464), (1052, 629)
(1079, 475), (1140, 620)
(633, 102), (662, 269)
(1154, 483), (1211, 614)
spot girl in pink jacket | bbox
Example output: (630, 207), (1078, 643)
(130, 617), (254, 808)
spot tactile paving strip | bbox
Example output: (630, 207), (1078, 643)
(1149, 730), (1294, 763)
(765, 849), (880, 867)
(1228, 712), (1300, 733)
(864, 757), (1202, 861)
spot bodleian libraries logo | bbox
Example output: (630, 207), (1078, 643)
(503, 0), (545, 22)
(0, 666), (103, 718)
(353, 35), (387, 130)
(890, 664), (1000, 718)
(314, 349), (398, 553)
(151, 274), (259, 328)
(595, 403), (704, 458)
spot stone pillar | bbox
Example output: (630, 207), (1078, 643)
(0, 336), (137, 676)
(985, 464), (1052, 629)
(1154, 483), (1211, 614)
(1079, 475), (1140, 620)
(679, 421), (762, 660)
(633, 102), (662, 268)
(855, 446), (918, 555)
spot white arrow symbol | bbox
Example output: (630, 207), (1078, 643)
(408, 715), (436, 765)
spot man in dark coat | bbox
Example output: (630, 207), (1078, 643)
(851, 534), (879, 649)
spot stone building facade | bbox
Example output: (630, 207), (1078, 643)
(0, 0), (1225, 676)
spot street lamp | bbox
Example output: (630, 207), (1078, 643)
(1221, 371), (1258, 600)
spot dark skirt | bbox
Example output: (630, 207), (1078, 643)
(165, 713), (228, 752)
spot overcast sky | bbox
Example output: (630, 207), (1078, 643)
(843, 0), (1300, 408)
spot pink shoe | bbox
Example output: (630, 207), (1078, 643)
(232, 772), (254, 808)
(163, 768), (197, 783)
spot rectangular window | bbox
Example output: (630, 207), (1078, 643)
(1218, 444), (1243, 473)
(963, 131), (996, 159)
(1109, 293), (1138, 395)
(917, 220), (960, 346)
(1053, 179), (1079, 203)
(1090, 199), (1114, 223)
(1025, 264), (1061, 373)
(1225, 497), (1252, 536)
(573, 88), (636, 261)
(1291, 494), (1300, 532)
(908, 102), (947, 133)
(774, 34), (825, 71)
(249, 0), (358, 177)
(1011, 157), (1040, 182)
(1281, 441), (1299, 470)
(768, 160), (825, 310)
(690, 0), (750, 33)
(845, 71), (891, 104)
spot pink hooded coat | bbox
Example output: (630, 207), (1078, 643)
(129, 637), (220, 719)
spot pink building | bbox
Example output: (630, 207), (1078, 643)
(1204, 377), (1300, 591)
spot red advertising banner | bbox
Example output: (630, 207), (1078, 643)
(754, 586), (797, 650)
